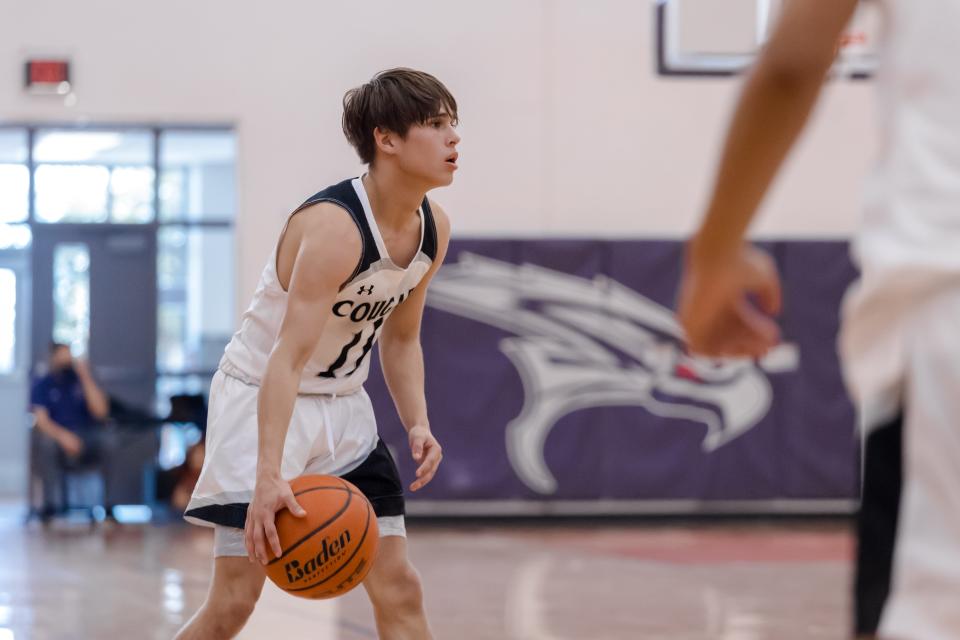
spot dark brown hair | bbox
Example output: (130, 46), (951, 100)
(342, 68), (458, 165)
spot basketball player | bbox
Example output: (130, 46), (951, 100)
(676, 1), (960, 638)
(175, 68), (458, 640)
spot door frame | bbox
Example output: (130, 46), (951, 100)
(0, 249), (32, 494)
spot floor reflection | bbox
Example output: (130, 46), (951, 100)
(0, 510), (851, 639)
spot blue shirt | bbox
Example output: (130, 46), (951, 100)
(30, 370), (95, 434)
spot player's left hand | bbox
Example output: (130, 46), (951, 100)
(408, 425), (442, 491)
(677, 242), (782, 358)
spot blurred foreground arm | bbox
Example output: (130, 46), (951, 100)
(678, 0), (859, 357)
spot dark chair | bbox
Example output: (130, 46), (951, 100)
(27, 423), (104, 525)
(165, 394), (208, 431)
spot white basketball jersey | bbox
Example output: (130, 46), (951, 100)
(840, 0), (960, 429)
(856, 0), (960, 274)
(219, 177), (437, 395)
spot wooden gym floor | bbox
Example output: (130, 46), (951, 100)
(0, 507), (852, 639)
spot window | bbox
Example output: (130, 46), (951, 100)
(35, 165), (111, 223)
(111, 166), (155, 223)
(158, 227), (234, 373)
(0, 129), (28, 163)
(6, 124), (236, 411)
(0, 269), (15, 374)
(52, 243), (91, 356)
(0, 224), (31, 250)
(160, 130), (236, 222)
(156, 129), (236, 407)
(0, 129), (28, 223)
(33, 129), (155, 223)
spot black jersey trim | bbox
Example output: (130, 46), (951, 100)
(294, 178), (382, 279)
(420, 198), (438, 261)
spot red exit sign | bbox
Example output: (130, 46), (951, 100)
(24, 59), (71, 94)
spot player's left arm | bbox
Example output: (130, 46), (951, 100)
(378, 201), (451, 491)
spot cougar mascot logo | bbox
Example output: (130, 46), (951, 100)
(426, 253), (799, 494)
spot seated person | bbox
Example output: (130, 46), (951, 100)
(30, 343), (109, 519)
(155, 394), (208, 513)
(156, 441), (205, 513)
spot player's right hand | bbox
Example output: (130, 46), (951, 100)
(244, 474), (306, 565)
(677, 242), (782, 358)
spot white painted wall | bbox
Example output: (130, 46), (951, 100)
(0, 0), (879, 497)
(1, 0), (876, 308)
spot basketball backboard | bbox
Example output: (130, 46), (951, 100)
(656, 0), (880, 79)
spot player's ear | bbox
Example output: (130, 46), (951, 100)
(373, 127), (400, 158)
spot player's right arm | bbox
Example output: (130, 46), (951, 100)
(677, 0), (859, 357)
(245, 203), (362, 565)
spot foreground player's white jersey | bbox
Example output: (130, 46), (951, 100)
(857, 0), (960, 273)
(219, 177), (438, 395)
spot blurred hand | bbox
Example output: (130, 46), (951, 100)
(244, 473), (306, 565)
(408, 425), (442, 492)
(677, 243), (782, 358)
(58, 431), (84, 458)
(73, 359), (90, 378)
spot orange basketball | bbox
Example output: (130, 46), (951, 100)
(265, 475), (379, 599)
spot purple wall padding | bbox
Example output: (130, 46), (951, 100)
(364, 240), (860, 512)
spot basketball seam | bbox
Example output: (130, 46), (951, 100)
(292, 475), (350, 496)
(266, 489), (353, 565)
(311, 556), (370, 599)
(292, 486), (350, 498)
(283, 501), (372, 593)
(283, 496), (373, 593)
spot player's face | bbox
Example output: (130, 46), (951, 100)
(395, 111), (460, 187)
